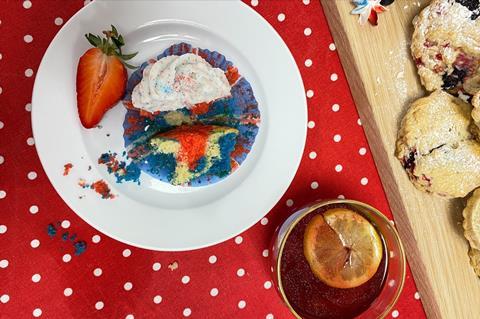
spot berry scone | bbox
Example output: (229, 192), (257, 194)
(395, 90), (480, 198)
(463, 188), (480, 276)
(412, 0), (480, 97)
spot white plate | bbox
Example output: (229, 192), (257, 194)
(32, 0), (307, 251)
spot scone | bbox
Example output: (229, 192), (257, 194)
(411, 0), (480, 96)
(468, 248), (480, 276)
(396, 90), (480, 198)
(464, 188), (480, 250)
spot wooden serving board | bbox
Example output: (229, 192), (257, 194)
(321, 1), (480, 318)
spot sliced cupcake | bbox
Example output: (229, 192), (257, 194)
(138, 124), (239, 186)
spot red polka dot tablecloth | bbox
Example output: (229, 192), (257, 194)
(0, 0), (426, 318)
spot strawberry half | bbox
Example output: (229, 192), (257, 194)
(76, 25), (137, 128)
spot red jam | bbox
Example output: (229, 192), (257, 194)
(280, 206), (388, 319)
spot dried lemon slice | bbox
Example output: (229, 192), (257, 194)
(463, 188), (480, 250)
(303, 207), (383, 289)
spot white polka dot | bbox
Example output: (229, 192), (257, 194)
(332, 103), (340, 112)
(210, 288), (219, 296)
(27, 137), (35, 146)
(304, 59), (312, 67)
(32, 274), (41, 283)
(54, 17), (63, 25)
(0, 191), (6, 199)
(29, 205), (39, 214)
(277, 13), (285, 22)
(303, 0), (310, 4)
(359, 147), (367, 155)
(0, 87), (2, 94)
(357, 118), (362, 126)
(304, 27), (312, 36)
(122, 249), (131, 257)
(235, 236), (243, 244)
(30, 239), (40, 248)
(93, 268), (102, 277)
(361, 177), (369, 185)
(414, 292), (421, 300)
(238, 300), (246, 309)
(0, 156), (3, 165)
(27, 171), (37, 180)
(64, 288), (73, 297)
(33, 308), (42, 317)
(335, 164), (343, 172)
(251, 0), (258, 6)
(95, 301), (104, 310)
(260, 217), (268, 225)
(266, 315), (274, 319)
(23, 0), (32, 9)
(329, 43), (336, 51)
(307, 121), (315, 128)
(309, 151), (317, 159)
(338, 194), (345, 199)
(330, 73), (338, 81)
(286, 199), (294, 207)
(392, 310), (399, 318)
(125, 315), (134, 319)
(152, 262), (161, 271)
(0, 294), (9, 303)
(92, 235), (101, 243)
(237, 268), (245, 277)
(25, 68), (34, 77)
(0, 225), (6, 234)
(0, 259), (8, 268)
(262, 249), (269, 257)
(333, 134), (341, 142)
(264, 281), (272, 289)
(182, 275), (190, 284)
(24, 34), (33, 43)
(0, 53), (2, 60)
(153, 295), (162, 304)
(0, 121), (3, 129)
(124, 282), (133, 291)
(388, 279), (396, 287)
(208, 255), (217, 264)
(311, 181), (319, 189)
(61, 220), (70, 229)
(183, 308), (192, 317)
(25, 103), (32, 112)
(306, 90), (314, 98)
(62, 254), (72, 263)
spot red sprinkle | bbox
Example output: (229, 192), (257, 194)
(63, 163), (73, 176)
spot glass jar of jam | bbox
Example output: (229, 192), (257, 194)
(270, 199), (405, 319)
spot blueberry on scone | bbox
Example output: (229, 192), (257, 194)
(411, 0), (480, 97)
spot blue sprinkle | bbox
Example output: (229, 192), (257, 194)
(74, 241), (87, 256)
(62, 232), (69, 241)
(47, 224), (57, 237)
(69, 234), (77, 242)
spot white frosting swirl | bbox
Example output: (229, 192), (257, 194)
(131, 53), (231, 113)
